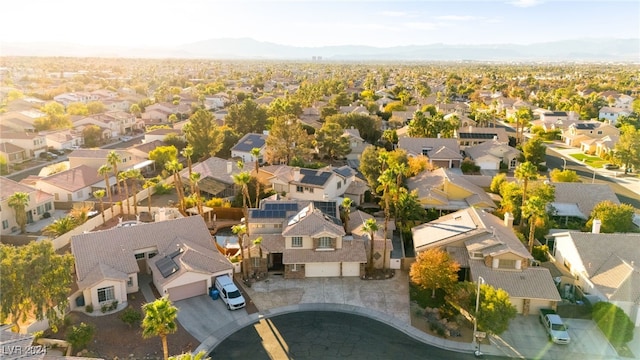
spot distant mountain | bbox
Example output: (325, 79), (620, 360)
(2, 38), (639, 62)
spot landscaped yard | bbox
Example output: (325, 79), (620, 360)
(568, 153), (608, 169)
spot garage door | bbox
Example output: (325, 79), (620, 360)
(167, 280), (207, 301)
(342, 262), (361, 277)
(305, 263), (340, 277)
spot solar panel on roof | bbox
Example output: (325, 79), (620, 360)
(312, 201), (338, 217)
(300, 169), (332, 186)
(156, 257), (179, 278)
(459, 133), (497, 139)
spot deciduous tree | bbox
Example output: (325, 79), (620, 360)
(549, 169), (581, 182)
(183, 109), (223, 161)
(314, 122), (350, 160)
(521, 137), (546, 167)
(265, 115), (312, 165)
(410, 248), (460, 298)
(586, 200), (636, 233)
(225, 99), (268, 136)
(149, 146), (178, 169)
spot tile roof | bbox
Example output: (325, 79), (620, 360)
(71, 216), (231, 290)
(282, 204), (345, 238)
(181, 156), (242, 185)
(283, 238), (367, 264)
(551, 182), (620, 218)
(398, 137), (461, 157)
(39, 165), (102, 192)
(231, 133), (267, 153)
(0, 177), (37, 201)
(406, 168), (495, 210)
(470, 260), (561, 301)
(464, 139), (520, 162)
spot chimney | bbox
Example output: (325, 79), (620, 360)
(468, 125), (473, 132)
(293, 167), (301, 181)
(592, 219), (601, 234)
(227, 161), (233, 174)
(504, 212), (514, 228)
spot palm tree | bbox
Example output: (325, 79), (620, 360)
(377, 169), (395, 270)
(93, 189), (106, 224)
(232, 171), (252, 235)
(107, 151), (123, 214)
(165, 160), (185, 212)
(98, 164), (113, 215)
(250, 147), (261, 208)
(515, 161), (538, 229)
(168, 351), (209, 360)
(127, 169), (143, 215)
(8, 192), (30, 233)
(43, 216), (77, 237)
(522, 196), (547, 253)
(189, 172), (203, 217)
(362, 218), (379, 272)
(231, 223), (248, 279)
(181, 146), (194, 192)
(142, 297), (178, 360)
(118, 171), (131, 215)
(143, 178), (158, 212)
(341, 197), (353, 234)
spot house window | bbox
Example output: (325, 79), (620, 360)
(337, 182), (341, 189)
(510, 158), (517, 168)
(134, 253), (145, 260)
(148, 251), (157, 258)
(291, 264), (300, 272)
(252, 257), (261, 267)
(274, 224), (282, 229)
(127, 277), (133, 287)
(292, 236), (303, 247)
(45, 202), (52, 211)
(498, 259), (516, 269)
(318, 236), (332, 249)
(296, 186), (303, 193)
(97, 286), (115, 303)
(2, 220), (8, 230)
(67, 194), (72, 201)
(55, 193), (59, 200)
(305, 187), (313, 192)
(470, 252), (483, 259)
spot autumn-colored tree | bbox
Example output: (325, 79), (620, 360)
(410, 248), (460, 298)
(549, 169), (581, 183)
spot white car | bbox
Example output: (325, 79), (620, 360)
(214, 274), (245, 310)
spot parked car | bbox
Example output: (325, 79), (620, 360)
(119, 136), (132, 141)
(603, 163), (619, 170)
(214, 274), (245, 310)
(540, 308), (570, 344)
(39, 152), (58, 160)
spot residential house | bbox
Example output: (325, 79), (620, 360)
(204, 96), (225, 110)
(144, 128), (182, 144)
(600, 92), (634, 110)
(550, 182), (620, 225)
(70, 216), (233, 309)
(594, 135), (619, 157)
(464, 139), (520, 170)
(0, 110), (44, 132)
(398, 137), (463, 169)
(551, 231), (640, 326)
(68, 149), (146, 171)
(0, 141), (27, 167)
(347, 209), (394, 270)
(43, 129), (84, 150)
(299, 107), (322, 130)
(0, 177), (54, 235)
(561, 121), (620, 148)
(141, 103), (173, 123)
(260, 165), (355, 202)
(412, 207), (562, 315)
(454, 126), (509, 148)
(74, 111), (142, 139)
(339, 105), (370, 115)
(539, 111), (578, 123)
(0, 131), (47, 158)
(598, 107), (631, 125)
(53, 92), (97, 107)
(231, 133), (267, 164)
(31, 165), (103, 202)
(180, 157), (243, 198)
(343, 128), (368, 162)
(247, 199), (367, 278)
(406, 168), (496, 212)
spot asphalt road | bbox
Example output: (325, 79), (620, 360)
(210, 311), (510, 360)
(545, 148), (640, 209)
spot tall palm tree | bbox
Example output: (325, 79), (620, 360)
(93, 189), (106, 224)
(231, 223), (248, 279)
(515, 161), (538, 229)
(118, 171), (131, 215)
(98, 164), (113, 215)
(362, 218), (379, 272)
(341, 197), (353, 234)
(189, 172), (203, 217)
(143, 178), (158, 212)
(165, 160), (185, 212)
(8, 192), (30, 233)
(522, 196), (547, 253)
(232, 171), (252, 236)
(250, 147), (261, 208)
(107, 151), (123, 214)
(127, 169), (143, 215)
(142, 297), (178, 360)
(377, 169), (395, 270)
(181, 146), (194, 192)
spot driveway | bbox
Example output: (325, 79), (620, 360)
(174, 294), (250, 342)
(493, 315), (618, 360)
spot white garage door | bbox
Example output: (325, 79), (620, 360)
(478, 161), (498, 170)
(305, 263), (340, 277)
(167, 280), (207, 301)
(342, 262), (361, 277)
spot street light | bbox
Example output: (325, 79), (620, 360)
(562, 158), (566, 171)
(473, 276), (485, 357)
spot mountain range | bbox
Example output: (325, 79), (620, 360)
(2, 37), (639, 62)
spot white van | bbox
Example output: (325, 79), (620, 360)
(214, 275), (245, 310)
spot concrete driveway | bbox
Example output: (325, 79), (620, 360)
(492, 315), (618, 360)
(174, 294), (250, 342)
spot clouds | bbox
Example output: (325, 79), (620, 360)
(507, 0), (544, 7)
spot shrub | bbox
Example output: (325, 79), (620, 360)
(66, 322), (95, 350)
(460, 158), (480, 174)
(592, 302), (634, 346)
(119, 307), (142, 328)
(42, 212), (51, 218)
(85, 304), (93, 313)
(110, 300), (119, 311)
(101, 304), (109, 313)
(532, 245), (549, 262)
(154, 182), (174, 195)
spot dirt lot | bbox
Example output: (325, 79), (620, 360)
(47, 291), (198, 359)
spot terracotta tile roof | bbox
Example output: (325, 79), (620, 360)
(283, 238), (367, 264)
(71, 216), (230, 290)
(470, 260), (561, 301)
(249, 233), (285, 253)
(39, 165), (102, 192)
(0, 177), (37, 201)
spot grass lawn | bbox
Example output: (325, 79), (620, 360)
(569, 153), (608, 168)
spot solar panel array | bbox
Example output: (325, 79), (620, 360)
(333, 167), (353, 178)
(156, 257), (179, 278)
(249, 209), (288, 218)
(313, 201), (337, 218)
(459, 133), (497, 139)
(299, 169), (331, 185)
(264, 202), (299, 211)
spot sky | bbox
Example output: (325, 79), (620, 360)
(1, 0), (638, 48)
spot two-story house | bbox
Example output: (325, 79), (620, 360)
(1, 177), (55, 235)
(412, 207), (561, 315)
(398, 137), (463, 169)
(464, 139), (520, 170)
(1, 131), (47, 159)
(43, 129), (84, 150)
(454, 126), (509, 148)
(180, 157), (243, 199)
(598, 107), (631, 125)
(561, 121), (620, 148)
(74, 111), (142, 139)
(231, 133), (267, 164)
(31, 165), (104, 202)
(260, 165), (354, 202)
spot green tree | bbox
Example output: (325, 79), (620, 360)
(165, 160), (185, 212)
(86, 101), (105, 114)
(93, 189), (106, 225)
(127, 169), (143, 215)
(592, 302), (634, 347)
(613, 125), (640, 172)
(168, 351), (210, 360)
(149, 145), (178, 169)
(181, 145), (194, 179)
(395, 188), (428, 223)
(475, 283), (517, 335)
(66, 102), (88, 116)
(130, 103), (141, 117)
(522, 196), (548, 253)
(225, 98), (268, 136)
(340, 197), (353, 234)
(8, 192), (29, 234)
(362, 218), (379, 272)
(107, 151), (123, 214)
(265, 115), (312, 165)
(515, 161), (538, 228)
(514, 107), (533, 145)
(325, 113), (381, 144)
(66, 322), (95, 350)
(250, 147), (262, 208)
(164, 133), (187, 151)
(410, 248), (460, 298)
(233, 171), (252, 234)
(82, 125), (103, 147)
(490, 173), (507, 194)
(314, 122), (350, 160)
(586, 201), (636, 233)
(521, 137), (547, 167)
(268, 97), (303, 118)
(118, 171), (131, 215)
(0, 241), (74, 333)
(407, 110), (457, 138)
(189, 172), (203, 216)
(142, 297), (179, 360)
(183, 109), (223, 161)
(549, 169), (581, 182)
